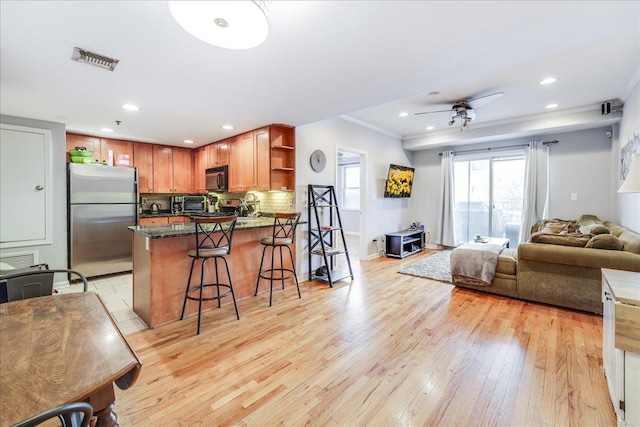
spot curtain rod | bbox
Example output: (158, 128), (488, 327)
(438, 143), (529, 156)
(542, 139), (559, 146)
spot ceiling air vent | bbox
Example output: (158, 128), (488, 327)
(71, 47), (119, 71)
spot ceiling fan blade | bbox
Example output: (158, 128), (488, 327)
(467, 92), (504, 109)
(414, 109), (453, 116)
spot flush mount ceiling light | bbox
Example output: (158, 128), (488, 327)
(398, 112), (409, 117)
(168, 1), (270, 50)
(122, 104), (140, 111)
(222, 124), (235, 130)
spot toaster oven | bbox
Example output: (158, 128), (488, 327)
(182, 196), (206, 213)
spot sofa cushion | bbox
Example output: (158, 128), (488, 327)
(605, 221), (640, 254)
(586, 234), (624, 250)
(496, 248), (517, 275)
(530, 232), (591, 247)
(579, 224), (610, 235)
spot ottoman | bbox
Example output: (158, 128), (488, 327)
(452, 248), (518, 297)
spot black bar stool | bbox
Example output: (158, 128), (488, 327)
(180, 215), (239, 335)
(254, 212), (302, 306)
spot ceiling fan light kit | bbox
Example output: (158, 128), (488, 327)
(415, 91), (504, 130)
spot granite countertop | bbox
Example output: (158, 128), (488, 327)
(129, 217), (277, 238)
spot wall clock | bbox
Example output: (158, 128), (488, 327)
(310, 149), (326, 172)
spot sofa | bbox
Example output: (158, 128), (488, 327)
(452, 215), (640, 314)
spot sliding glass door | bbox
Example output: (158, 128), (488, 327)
(453, 151), (525, 246)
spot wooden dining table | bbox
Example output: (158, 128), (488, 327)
(0, 292), (142, 427)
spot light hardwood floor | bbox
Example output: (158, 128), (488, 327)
(114, 249), (615, 426)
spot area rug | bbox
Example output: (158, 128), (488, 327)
(398, 250), (452, 283)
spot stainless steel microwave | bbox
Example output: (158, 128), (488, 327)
(205, 165), (228, 191)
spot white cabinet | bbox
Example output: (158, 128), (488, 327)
(602, 268), (640, 427)
(0, 124), (52, 248)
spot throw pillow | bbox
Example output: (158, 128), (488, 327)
(585, 234), (624, 250)
(579, 224), (610, 235)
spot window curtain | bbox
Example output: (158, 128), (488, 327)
(437, 151), (457, 247)
(520, 141), (539, 243)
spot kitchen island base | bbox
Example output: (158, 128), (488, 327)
(131, 222), (295, 328)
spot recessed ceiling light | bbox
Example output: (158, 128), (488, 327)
(222, 124), (235, 130)
(546, 103), (559, 109)
(184, 139), (194, 144)
(122, 104), (140, 111)
(100, 127), (114, 133)
(398, 112), (409, 117)
(426, 126), (435, 131)
(540, 77), (557, 85)
(168, 1), (270, 50)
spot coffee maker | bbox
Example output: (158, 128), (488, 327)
(170, 196), (183, 214)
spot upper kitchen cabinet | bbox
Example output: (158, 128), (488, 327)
(269, 124), (295, 191)
(208, 139), (230, 168)
(153, 145), (193, 193)
(99, 138), (133, 166)
(66, 134), (134, 166)
(229, 132), (254, 192)
(193, 146), (207, 193)
(254, 127), (270, 191)
(66, 133), (101, 162)
(134, 142), (154, 193)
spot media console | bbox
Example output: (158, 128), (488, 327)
(385, 229), (425, 259)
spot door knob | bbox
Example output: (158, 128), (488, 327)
(35, 185), (44, 191)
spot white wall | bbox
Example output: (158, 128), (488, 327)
(0, 115), (67, 276)
(411, 126), (615, 244)
(295, 117), (412, 268)
(614, 80), (640, 233)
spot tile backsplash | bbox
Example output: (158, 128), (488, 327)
(139, 191), (295, 215)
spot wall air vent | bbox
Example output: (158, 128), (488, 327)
(71, 47), (119, 71)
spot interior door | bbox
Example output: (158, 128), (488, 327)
(0, 125), (51, 247)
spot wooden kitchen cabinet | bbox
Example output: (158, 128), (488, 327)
(65, 134), (101, 162)
(208, 139), (230, 168)
(153, 145), (193, 193)
(139, 216), (169, 226)
(134, 142), (154, 193)
(168, 216), (190, 224)
(172, 146), (193, 193)
(66, 134), (134, 166)
(254, 127), (271, 191)
(229, 132), (255, 192)
(99, 138), (133, 166)
(153, 145), (173, 193)
(193, 146), (208, 193)
(269, 124), (295, 191)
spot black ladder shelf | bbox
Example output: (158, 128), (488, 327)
(308, 184), (354, 287)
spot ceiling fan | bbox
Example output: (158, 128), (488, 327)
(415, 92), (504, 129)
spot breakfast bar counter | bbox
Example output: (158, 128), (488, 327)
(128, 218), (294, 328)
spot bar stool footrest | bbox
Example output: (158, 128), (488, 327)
(258, 268), (296, 281)
(185, 283), (233, 302)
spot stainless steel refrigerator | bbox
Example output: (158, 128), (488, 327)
(68, 163), (138, 278)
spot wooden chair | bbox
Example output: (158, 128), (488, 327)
(13, 401), (93, 427)
(0, 264), (89, 303)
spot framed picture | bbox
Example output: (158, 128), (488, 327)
(621, 131), (639, 180)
